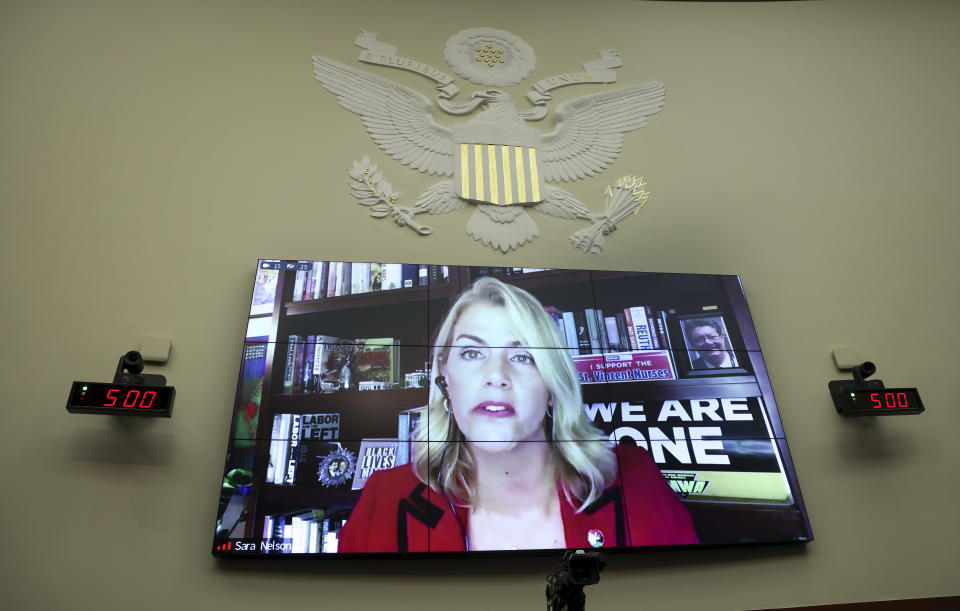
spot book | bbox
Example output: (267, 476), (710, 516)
(292, 340), (306, 392)
(382, 263), (403, 290)
(418, 264), (429, 287)
(351, 262), (365, 294)
(561, 311), (579, 356)
(543, 306), (566, 347)
(321, 519), (344, 553)
(355, 338), (397, 389)
(573, 310), (591, 354)
(628, 306), (655, 349)
(370, 262), (382, 291)
(316, 261), (329, 299)
(284, 414), (302, 484)
(323, 339), (358, 392)
(303, 265), (314, 301)
(402, 264), (418, 288)
(583, 308), (602, 353)
(312, 262), (322, 298)
(291, 511), (316, 553)
(659, 309), (676, 350)
(293, 270), (306, 302)
(646, 306), (661, 349)
(615, 312), (631, 351)
(326, 262), (339, 298)
(266, 413), (285, 482)
(302, 336), (316, 393)
(283, 335), (300, 393)
(270, 413), (292, 484)
(308, 519), (320, 553)
(311, 335), (335, 392)
(338, 262), (352, 296)
(622, 309), (638, 350)
(351, 439), (401, 490)
(266, 512), (286, 542)
(396, 406), (426, 465)
(655, 315), (668, 350)
(594, 309), (610, 352)
(604, 316), (622, 351)
(300, 412), (341, 441)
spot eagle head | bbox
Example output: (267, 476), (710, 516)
(471, 89), (510, 107)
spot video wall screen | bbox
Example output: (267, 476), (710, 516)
(213, 260), (812, 556)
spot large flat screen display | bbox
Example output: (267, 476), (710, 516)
(213, 260), (812, 555)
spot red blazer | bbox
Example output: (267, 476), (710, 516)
(338, 445), (698, 552)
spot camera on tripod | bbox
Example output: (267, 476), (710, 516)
(545, 549), (606, 611)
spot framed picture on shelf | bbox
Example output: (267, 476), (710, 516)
(671, 312), (749, 378)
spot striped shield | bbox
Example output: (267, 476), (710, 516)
(453, 124), (544, 205)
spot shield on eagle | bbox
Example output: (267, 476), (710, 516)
(453, 123), (544, 205)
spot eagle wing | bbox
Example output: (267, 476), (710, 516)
(539, 82), (664, 183)
(312, 56), (455, 176)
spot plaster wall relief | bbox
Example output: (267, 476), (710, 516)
(314, 28), (663, 253)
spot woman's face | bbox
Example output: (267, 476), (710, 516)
(441, 302), (551, 453)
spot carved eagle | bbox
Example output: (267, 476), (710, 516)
(313, 56), (664, 251)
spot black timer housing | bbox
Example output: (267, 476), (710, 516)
(66, 382), (175, 417)
(66, 350), (175, 417)
(829, 361), (923, 416)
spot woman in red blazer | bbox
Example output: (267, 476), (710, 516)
(339, 277), (698, 552)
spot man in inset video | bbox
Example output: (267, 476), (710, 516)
(686, 319), (736, 369)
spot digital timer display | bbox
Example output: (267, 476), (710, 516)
(843, 388), (924, 416)
(66, 382), (175, 417)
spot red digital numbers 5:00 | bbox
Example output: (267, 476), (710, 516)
(104, 388), (157, 409)
(870, 392), (909, 409)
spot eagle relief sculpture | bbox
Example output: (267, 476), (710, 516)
(312, 28), (663, 253)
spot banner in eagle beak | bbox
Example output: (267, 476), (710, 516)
(453, 124), (544, 205)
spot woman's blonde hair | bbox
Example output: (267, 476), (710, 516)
(412, 276), (617, 512)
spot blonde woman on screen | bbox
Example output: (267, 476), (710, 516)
(338, 277), (698, 552)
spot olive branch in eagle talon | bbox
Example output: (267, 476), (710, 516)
(347, 156), (433, 235)
(569, 175), (650, 253)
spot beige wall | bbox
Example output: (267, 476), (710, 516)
(2, 0), (957, 608)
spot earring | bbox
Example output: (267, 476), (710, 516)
(546, 402), (553, 418)
(435, 375), (451, 413)
(435, 375), (449, 396)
